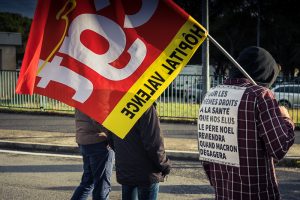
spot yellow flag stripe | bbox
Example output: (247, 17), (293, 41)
(103, 17), (208, 138)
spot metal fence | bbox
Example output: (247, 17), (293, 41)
(0, 70), (299, 126)
(0, 70), (74, 112)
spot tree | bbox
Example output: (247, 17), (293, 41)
(0, 12), (32, 62)
(2, 1), (300, 77)
(174, 0), (203, 64)
(176, 0), (300, 77)
(0, 12), (32, 47)
(259, 0), (300, 78)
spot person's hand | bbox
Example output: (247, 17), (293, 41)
(162, 166), (171, 177)
(279, 106), (291, 119)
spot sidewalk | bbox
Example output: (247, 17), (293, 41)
(0, 124), (299, 167)
(0, 127), (200, 159)
(0, 110), (299, 165)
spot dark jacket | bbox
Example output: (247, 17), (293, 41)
(75, 109), (107, 145)
(111, 105), (171, 186)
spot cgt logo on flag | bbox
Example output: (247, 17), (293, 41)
(16, 0), (207, 138)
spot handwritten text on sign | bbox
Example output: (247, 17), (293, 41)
(197, 85), (246, 167)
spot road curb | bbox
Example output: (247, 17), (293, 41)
(0, 141), (199, 160)
(276, 157), (300, 168)
(166, 150), (199, 161)
(0, 140), (79, 155)
(0, 140), (299, 167)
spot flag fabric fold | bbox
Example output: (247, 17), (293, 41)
(16, 0), (208, 138)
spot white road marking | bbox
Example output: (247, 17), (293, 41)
(0, 149), (81, 158)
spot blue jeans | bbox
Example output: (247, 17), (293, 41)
(121, 183), (159, 200)
(71, 142), (114, 200)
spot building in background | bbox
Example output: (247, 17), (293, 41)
(0, 32), (22, 70)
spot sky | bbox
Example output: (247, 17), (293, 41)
(0, 0), (37, 18)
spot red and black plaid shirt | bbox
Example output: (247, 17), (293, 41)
(202, 78), (295, 200)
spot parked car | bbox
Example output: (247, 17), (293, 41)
(171, 81), (189, 97)
(271, 76), (284, 88)
(184, 83), (203, 103)
(280, 77), (300, 85)
(171, 75), (200, 98)
(271, 84), (300, 108)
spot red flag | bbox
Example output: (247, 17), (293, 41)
(16, 0), (207, 138)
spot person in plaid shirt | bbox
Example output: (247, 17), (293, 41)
(201, 46), (295, 200)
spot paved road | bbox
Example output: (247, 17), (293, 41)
(0, 150), (299, 200)
(0, 112), (198, 138)
(0, 113), (299, 142)
(0, 113), (75, 133)
(0, 150), (214, 200)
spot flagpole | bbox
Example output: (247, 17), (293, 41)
(207, 34), (257, 85)
(202, 0), (210, 94)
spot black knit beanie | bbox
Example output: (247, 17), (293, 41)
(229, 46), (279, 88)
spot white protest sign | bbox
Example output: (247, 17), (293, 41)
(197, 85), (246, 167)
